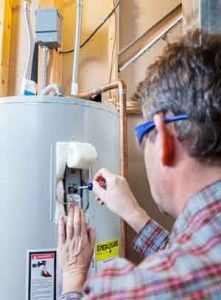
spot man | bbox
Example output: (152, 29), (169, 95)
(58, 31), (221, 299)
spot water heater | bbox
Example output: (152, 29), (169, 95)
(0, 96), (122, 299)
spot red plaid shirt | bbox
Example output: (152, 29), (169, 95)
(83, 180), (221, 299)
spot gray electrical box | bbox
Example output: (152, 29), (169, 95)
(35, 8), (62, 48)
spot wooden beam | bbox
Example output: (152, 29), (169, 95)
(11, 0), (20, 9)
(108, 1), (119, 83)
(0, 0), (12, 96)
(119, 4), (182, 70)
(107, 1), (119, 103)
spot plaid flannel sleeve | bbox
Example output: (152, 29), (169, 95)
(82, 224), (171, 299)
(132, 219), (170, 257)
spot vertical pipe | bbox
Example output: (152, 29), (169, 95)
(21, 0), (37, 95)
(71, 0), (83, 96)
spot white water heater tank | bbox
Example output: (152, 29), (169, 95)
(0, 96), (121, 299)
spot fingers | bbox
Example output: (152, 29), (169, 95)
(93, 180), (106, 202)
(93, 168), (114, 182)
(80, 209), (87, 236)
(66, 206), (88, 242)
(88, 227), (96, 248)
(80, 210), (95, 252)
(58, 216), (66, 247)
(67, 206), (74, 240)
(93, 168), (121, 205)
(67, 206), (82, 240)
(73, 206), (81, 237)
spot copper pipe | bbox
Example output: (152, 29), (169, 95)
(127, 100), (141, 115)
(76, 80), (128, 257)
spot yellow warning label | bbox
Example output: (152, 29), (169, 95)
(96, 239), (119, 262)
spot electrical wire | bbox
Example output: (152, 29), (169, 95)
(57, 0), (120, 54)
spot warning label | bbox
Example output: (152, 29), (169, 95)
(26, 250), (57, 300)
(96, 239), (119, 262)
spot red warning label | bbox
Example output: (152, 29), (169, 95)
(26, 249), (57, 300)
(31, 253), (54, 260)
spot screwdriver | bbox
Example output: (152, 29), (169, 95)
(77, 177), (106, 191)
(77, 182), (93, 191)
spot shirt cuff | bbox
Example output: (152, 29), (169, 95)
(132, 219), (170, 257)
(61, 291), (83, 299)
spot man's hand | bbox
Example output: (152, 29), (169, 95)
(93, 168), (150, 233)
(58, 206), (95, 294)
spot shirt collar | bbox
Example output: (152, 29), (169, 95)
(171, 179), (221, 239)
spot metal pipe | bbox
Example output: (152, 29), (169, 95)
(76, 80), (128, 257)
(40, 46), (49, 91)
(71, 0), (83, 96)
(119, 15), (182, 72)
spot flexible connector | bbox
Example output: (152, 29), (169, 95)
(40, 83), (63, 96)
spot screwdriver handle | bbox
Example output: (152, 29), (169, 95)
(87, 183), (93, 191)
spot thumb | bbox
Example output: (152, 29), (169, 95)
(88, 227), (96, 249)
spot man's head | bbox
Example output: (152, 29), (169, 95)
(134, 31), (221, 216)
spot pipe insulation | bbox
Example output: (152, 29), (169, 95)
(71, 0), (83, 96)
(40, 83), (63, 96)
(67, 142), (98, 169)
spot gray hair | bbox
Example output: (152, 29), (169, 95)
(133, 31), (221, 164)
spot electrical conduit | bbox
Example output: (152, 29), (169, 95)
(71, 0), (83, 96)
(21, 0), (36, 95)
(39, 46), (49, 91)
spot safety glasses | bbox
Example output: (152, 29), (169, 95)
(135, 114), (188, 145)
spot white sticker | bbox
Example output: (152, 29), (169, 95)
(26, 250), (57, 300)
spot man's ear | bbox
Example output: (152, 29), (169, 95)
(153, 114), (175, 166)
